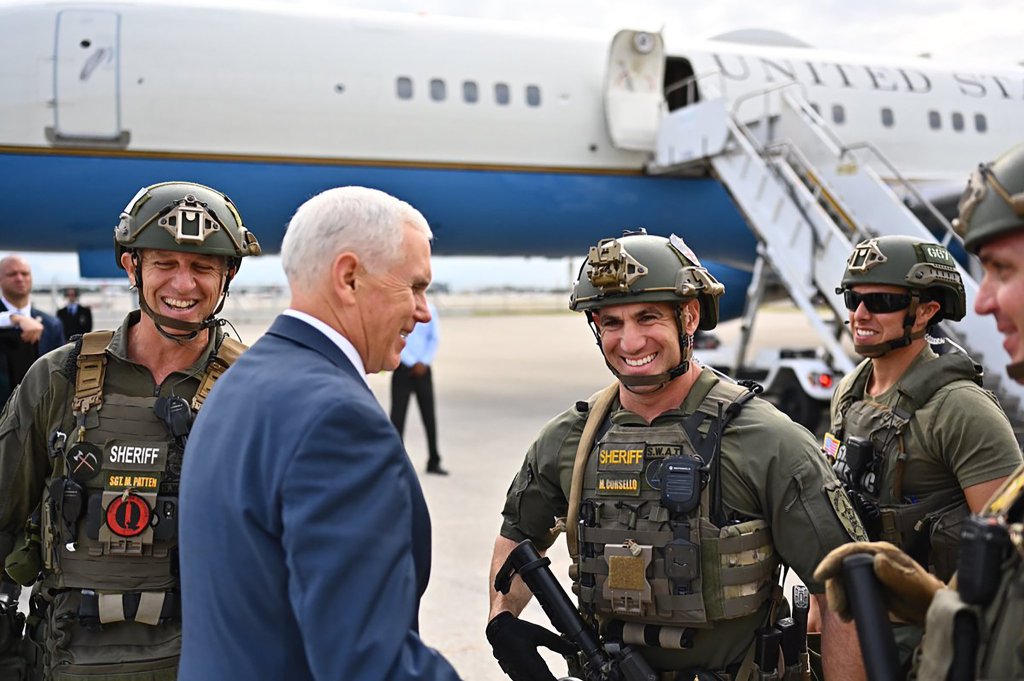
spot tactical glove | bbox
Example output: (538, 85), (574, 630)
(485, 611), (576, 681)
(813, 541), (944, 626)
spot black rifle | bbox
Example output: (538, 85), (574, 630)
(841, 554), (901, 681)
(494, 539), (657, 681)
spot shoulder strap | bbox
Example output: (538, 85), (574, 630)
(566, 383), (619, 561)
(893, 351), (982, 421)
(832, 359), (873, 435)
(686, 377), (759, 526)
(72, 331), (114, 415)
(191, 336), (247, 412)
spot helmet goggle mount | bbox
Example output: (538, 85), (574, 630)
(586, 239), (649, 293)
(954, 162), (1024, 237)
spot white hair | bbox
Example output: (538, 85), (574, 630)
(281, 186), (431, 291)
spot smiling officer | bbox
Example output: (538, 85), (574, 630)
(0, 181), (260, 680)
(826, 235), (1020, 669)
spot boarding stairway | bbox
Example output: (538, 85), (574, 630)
(647, 87), (1024, 440)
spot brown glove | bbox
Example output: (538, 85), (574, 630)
(813, 541), (944, 626)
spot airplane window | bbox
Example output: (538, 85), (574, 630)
(951, 112), (964, 132)
(975, 113), (987, 133)
(397, 77), (413, 100)
(526, 85), (541, 107)
(928, 110), (941, 130)
(881, 108), (894, 127)
(430, 79), (446, 101)
(495, 82), (510, 105)
(463, 81), (478, 103)
(831, 104), (845, 125)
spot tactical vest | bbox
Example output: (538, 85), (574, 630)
(914, 464), (1024, 680)
(569, 380), (776, 643)
(34, 329), (243, 679)
(826, 351), (981, 582)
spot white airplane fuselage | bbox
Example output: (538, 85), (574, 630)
(1, 0), (1021, 284)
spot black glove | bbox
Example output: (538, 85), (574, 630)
(0, 578), (25, 657)
(486, 611), (577, 681)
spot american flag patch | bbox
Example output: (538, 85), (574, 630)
(822, 432), (841, 462)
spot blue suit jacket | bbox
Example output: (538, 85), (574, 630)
(33, 306), (65, 355)
(179, 314), (461, 681)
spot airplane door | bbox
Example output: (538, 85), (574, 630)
(52, 9), (124, 143)
(604, 30), (665, 152)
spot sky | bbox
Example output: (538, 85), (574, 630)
(4, 0), (1022, 289)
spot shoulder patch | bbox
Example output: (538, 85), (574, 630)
(825, 482), (868, 541)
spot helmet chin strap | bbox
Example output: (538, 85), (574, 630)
(853, 293), (926, 358)
(131, 252), (234, 344)
(586, 306), (693, 394)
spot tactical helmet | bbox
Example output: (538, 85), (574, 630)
(114, 182), (261, 268)
(569, 232), (724, 330)
(114, 182), (261, 340)
(570, 231), (724, 389)
(953, 144), (1024, 254)
(838, 235), (966, 323)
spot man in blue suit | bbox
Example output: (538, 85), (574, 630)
(179, 187), (462, 680)
(0, 254), (64, 405)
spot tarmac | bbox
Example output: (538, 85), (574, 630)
(18, 292), (827, 680)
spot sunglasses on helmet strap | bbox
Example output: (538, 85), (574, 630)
(841, 290), (913, 313)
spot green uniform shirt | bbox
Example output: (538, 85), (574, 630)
(500, 368), (863, 671)
(0, 311), (224, 560)
(830, 347), (1021, 502)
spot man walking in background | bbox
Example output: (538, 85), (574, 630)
(391, 298), (447, 475)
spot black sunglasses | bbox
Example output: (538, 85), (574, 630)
(842, 290), (912, 313)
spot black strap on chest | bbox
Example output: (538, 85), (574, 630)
(680, 380), (761, 527)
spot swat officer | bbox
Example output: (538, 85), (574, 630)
(487, 231), (867, 680)
(816, 145), (1024, 679)
(826, 236), (1020, 665)
(0, 181), (260, 680)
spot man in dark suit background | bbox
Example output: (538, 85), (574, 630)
(56, 286), (92, 338)
(0, 255), (64, 404)
(179, 187), (462, 681)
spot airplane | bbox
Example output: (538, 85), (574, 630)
(1, 0), (1022, 324)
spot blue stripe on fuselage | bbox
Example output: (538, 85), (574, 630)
(0, 149), (756, 267)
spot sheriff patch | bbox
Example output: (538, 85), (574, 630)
(597, 474), (640, 496)
(597, 443), (645, 472)
(825, 482), (868, 541)
(105, 441), (166, 472)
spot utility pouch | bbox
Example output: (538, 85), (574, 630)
(5, 535), (41, 588)
(927, 501), (970, 583)
(664, 528), (700, 593)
